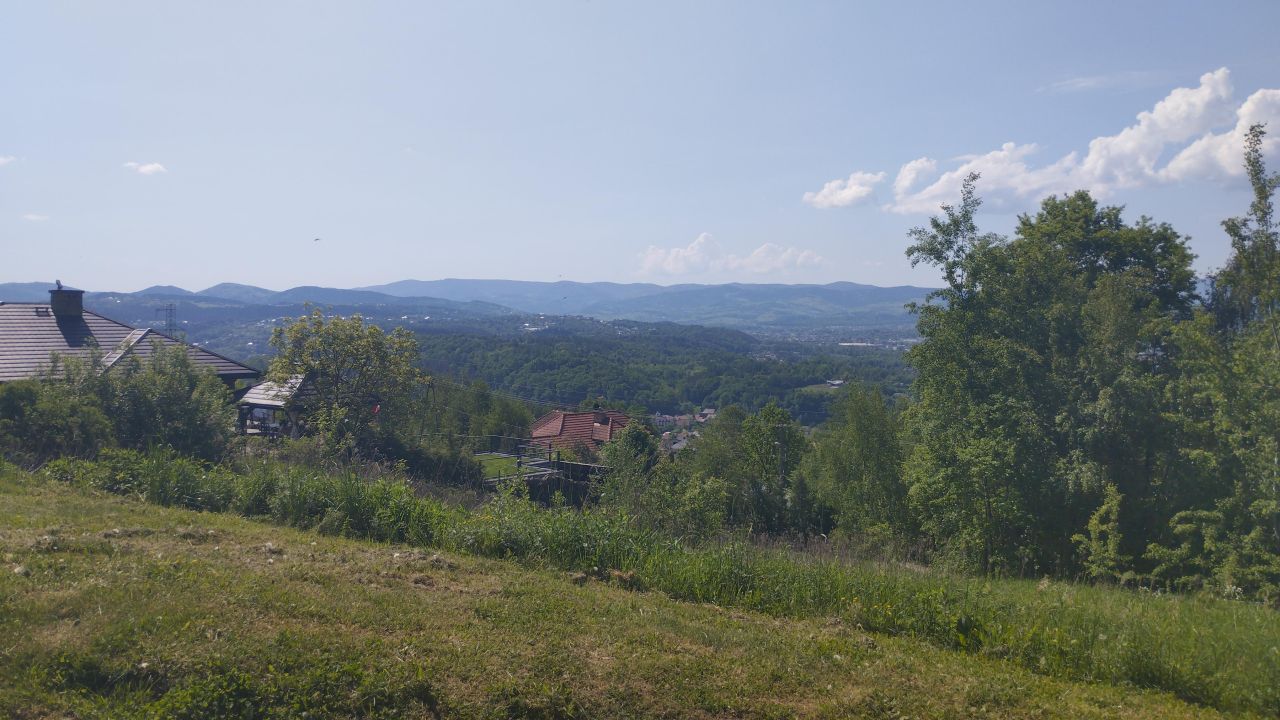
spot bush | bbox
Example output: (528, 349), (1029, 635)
(0, 380), (113, 466)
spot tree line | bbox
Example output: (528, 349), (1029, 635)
(605, 125), (1278, 603)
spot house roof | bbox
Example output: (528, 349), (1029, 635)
(0, 301), (259, 383)
(239, 375), (310, 408)
(530, 410), (631, 450)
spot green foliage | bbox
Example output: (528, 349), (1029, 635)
(269, 309), (425, 457)
(805, 385), (909, 539)
(414, 324), (912, 421)
(1210, 123), (1280, 330)
(0, 379), (112, 466)
(107, 342), (236, 461)
(44, 450), (446, 546)
(0, 342), (235, 465)
(676, 404), (809, 534)
(44, 448), (236, 511)
(904, 179), (1198, 575)
(598, 424), (730, 540)
(1072, 483), (1131, 584)
(888, 126), (1280, 600)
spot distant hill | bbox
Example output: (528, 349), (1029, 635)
(197, 283), (280, 304)
(361, 278), (932, 335)
(0, 282), (58, 302)
(580, 281), (928, 330)
(5, 277), (932, 340)
(360, 278), (688, 315)
(136, 285), (194, 296)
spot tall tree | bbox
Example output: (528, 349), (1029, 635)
(905, 177), (1197, 575)
(269, 309), (426, 457)
(1151, 124), (1280, 603)
(1211, 123), (1280, 331)
(805, 385), (909, 538)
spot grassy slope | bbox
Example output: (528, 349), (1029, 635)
(0, 474), (1239, 719)
(475, 454), (522, 480)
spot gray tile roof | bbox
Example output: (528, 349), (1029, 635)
(239, 375), (309, 408)
(0, 301), (259, 383)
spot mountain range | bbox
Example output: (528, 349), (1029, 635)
(0, 279), (931, 339)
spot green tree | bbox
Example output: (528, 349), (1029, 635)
(1211, 123), (1280, 331)
(599, 423), (729, 540)
(107, 342), (235, 461)
(1072, 483), (1131, 583)
(806, 385), (909, 539)
(269, 309), (426, 457)
(737, 403), (806, 533)
(904, 176), (1197, 575)
(0, 378), (112, 465)
(1149, 124), (1280, 603)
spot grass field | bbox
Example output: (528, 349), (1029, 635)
(475, 453), (523, 479)
(0, 470), (1245, 719)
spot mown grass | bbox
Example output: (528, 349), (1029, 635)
(0, 470), (1233, 719)
(475, 453), (522, 480)
(20, 452), (1280, 716)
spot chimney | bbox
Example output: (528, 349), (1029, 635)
(49, 284), (84, 317)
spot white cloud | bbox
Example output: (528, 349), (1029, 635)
(640, 232), (721, 275)
(639, 233), (823, 277)
(724, 243), (823, 273)
(807, 68), (1280, 216)
(893, 157), (936, 198)
(0, 156), (15, 166)
(1161, 87), (1280, 181)
(123, 161), (168, 175)
(1075, 67), (1234, 191)
(802, 171), (886, 208)
(21, 214), (49, 222)
(1040, 70), (1159, 94)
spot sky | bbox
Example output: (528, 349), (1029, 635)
(2, 1), (1279, 292)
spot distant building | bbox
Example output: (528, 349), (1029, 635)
(661, 428), (697, 455)
(236, 375), (313, 437)
(826, 379), (845, 388)
(530, 409), (631, 452)
(0, 285), (258, 385)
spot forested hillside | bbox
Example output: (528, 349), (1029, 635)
(71, 296), (911, 421)
(413, 322), (910, 418)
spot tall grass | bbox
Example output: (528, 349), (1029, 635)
(41, 452), (1280, 715)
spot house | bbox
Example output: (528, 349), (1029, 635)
(0, 285), (259, 385)
(529, 409), (631, 452)
(236, 374), (312, 437)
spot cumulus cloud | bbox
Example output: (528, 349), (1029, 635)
(893, 157), (937, 198)
(123, 161), (168, 175)
(639, 233), (823, 277)
(640, 232), (721, 275)
(0, 156), (15, 166)
(21, 214), (49, 222)
(1161, 87), (1280, 181)
(725, 243), (823, 273)
(802, 171), (886, 208)
(806, 68), (1280, 215)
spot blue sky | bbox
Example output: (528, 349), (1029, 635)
(2, 1), (1278, 291)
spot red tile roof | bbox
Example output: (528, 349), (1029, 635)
(530, 410), (631, 451)
(0, 302), (259, 383)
